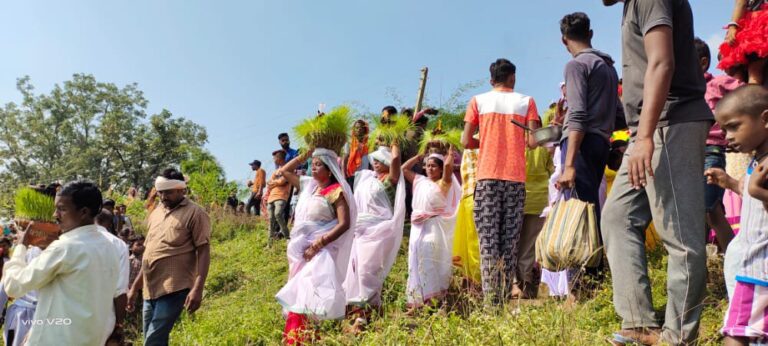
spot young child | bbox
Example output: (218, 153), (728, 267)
(695, 38), (741, 252)
(128, 235), (145, 287)
(125, 235), (145, 337)
(704, 85), (768, 345)
(719, 0), (768, 85)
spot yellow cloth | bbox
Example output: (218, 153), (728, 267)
(452, 195), (481, 283)
(524, 107), (554, 215)
(525, 147), (554, 215)
(605, 167), (660, 250)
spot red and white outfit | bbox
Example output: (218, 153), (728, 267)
(718, 1), (768, 71)
(465, 88), (541, 301)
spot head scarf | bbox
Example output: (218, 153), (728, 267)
(306, 148), (358, 227)
(154, 176), (187, 191)
(369, 146), (393, 167)
(426, 153), (445, 163)
(346, 121), (370, 177)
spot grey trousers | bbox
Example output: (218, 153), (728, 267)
(268, 200), (289, 238)
(601, 121), (709, 345)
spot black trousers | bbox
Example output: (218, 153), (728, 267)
(246, 192), (261, 216)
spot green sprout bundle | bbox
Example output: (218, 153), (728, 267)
(293, 105), (353, 154)
(426, 111), (464, 132)
(419, 122), (464, 155)
(14, 187), (56, 223)
(368, 114), (415, 150)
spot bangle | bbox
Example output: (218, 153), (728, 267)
(724, 21), (739, 29)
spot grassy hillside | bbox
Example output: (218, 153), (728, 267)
(159, 214), (728, 345)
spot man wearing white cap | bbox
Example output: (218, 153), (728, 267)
(127, 168), (211, 346)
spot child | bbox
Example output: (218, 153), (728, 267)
(125, 235), (145, 338)
(128, 235), (145, 286)
(704, 85), (768, 345)
(695, 38), (741, 252)
(719, 0), (768, 85)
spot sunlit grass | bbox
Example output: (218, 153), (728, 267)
(145, 214), (728, 345)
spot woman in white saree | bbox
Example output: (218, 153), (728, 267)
(343, 144), (406, 331)
(402, 151), (461, 310)
(275, 148), (357, 345)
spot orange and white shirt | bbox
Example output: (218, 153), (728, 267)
(464, 89), (540, 183)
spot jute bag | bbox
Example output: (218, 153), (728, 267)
(535, 195), (600, 271)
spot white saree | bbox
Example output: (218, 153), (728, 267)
(275, 149), (357, 320)
(406, 175), (461, 306)
(343, 170), (406, 307)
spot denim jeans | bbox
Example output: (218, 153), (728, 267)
(143, 288), (189, 346)
(704, 145), (726, 211)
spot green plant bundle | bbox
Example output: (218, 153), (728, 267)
(419, 128), (464, 155)
(14, 187), (56, 222)
(426, 111), (465, 132)
(293, 105), (352, 154)
(368, 114), (415, 150)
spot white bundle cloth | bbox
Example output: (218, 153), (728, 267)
(406, 175), (461, 306)
(343, 170), (406, 307)
(275, 148), (357, 320)
(369, 146), (393, 167)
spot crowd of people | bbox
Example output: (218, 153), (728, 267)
(0, 1), (766, 345)
(263, 2), (768, 346)
(0, 168), (211, 346)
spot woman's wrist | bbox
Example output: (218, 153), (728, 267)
(312, 237), (326, 250)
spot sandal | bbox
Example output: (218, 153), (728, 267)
(606, 329), (661, 346)
(607, 333), (639, 345)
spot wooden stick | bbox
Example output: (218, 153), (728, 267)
(414, 67), (428, 114)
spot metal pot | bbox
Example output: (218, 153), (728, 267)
(510, 119), (562, 146)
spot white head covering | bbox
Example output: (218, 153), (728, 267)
(154, 176), (187, 191)
(369, 146), (393, 167)
(426, 153), (445, 163)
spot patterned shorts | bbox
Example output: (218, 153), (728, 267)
(722, 281), (768, 341)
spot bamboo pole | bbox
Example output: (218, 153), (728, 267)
(414, 67), (428, 114)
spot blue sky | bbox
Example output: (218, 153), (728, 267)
(0, 1), (731, 183)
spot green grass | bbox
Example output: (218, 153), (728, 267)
(156, 214), (728, 345)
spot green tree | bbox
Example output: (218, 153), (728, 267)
(0, 74), (208, 204)
(181, 148), (237, 208)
